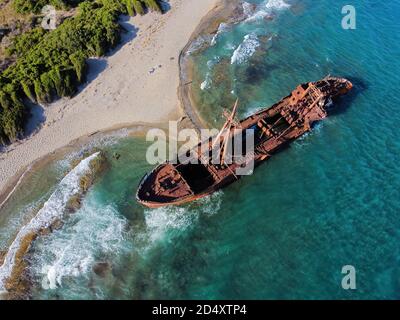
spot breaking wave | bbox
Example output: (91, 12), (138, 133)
(30, 189), (221, 291)
(0, 152), (100, 291)
(265, 0), (291, 11)
(242, 2), (256, 18)
(231, 33), (260, 65)
(186, 35), (213, 55)
(0, 197), (45, 249)
(142, 192), (223, 248)
(245, 0), (291, 22)
(200, 56), (221, 90)
(32, 200), (130, 290)
(211, 23), (230, 46)
(201, 72), (213, 90)
(144, 206), (198, 245)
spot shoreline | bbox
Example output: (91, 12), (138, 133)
(178, 0), (244, 132)
(0, 121), (166, 210)
(0, 121), (167, 298)
(0, 0), (220, 205)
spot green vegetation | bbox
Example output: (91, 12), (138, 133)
(13, 0), (163, 15)
(0, 0), (163, 144)
(13, 0), (81, 14)
(5, 27), (46, 57)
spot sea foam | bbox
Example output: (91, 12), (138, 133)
(201, 73), (213, 90)
(200, 56), (221, 90)
(265, 0), (291, 11)
(245, 0), (291, 22)
(231, 33), (260, 65)
(0, 152), (100, 291)
(211, 23), (230, 46)
(142, 192), (222, 248)
(34, 201), (129, 290)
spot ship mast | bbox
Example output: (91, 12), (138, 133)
(212, 99), (240, 166)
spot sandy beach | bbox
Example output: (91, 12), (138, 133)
(0, 0), (219, 198)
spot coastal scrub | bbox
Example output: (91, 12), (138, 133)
(0, 0), (163, 145)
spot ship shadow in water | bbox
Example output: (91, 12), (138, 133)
(244, 77), (366, 161)
(328, 76), (366, 117)
(241, 63), (280, 86)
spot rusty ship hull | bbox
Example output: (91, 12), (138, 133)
(137, 77), (353, 208)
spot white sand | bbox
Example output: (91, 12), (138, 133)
(0, 0), (218, 195)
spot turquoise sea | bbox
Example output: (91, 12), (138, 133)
(1, 0), (400, 299)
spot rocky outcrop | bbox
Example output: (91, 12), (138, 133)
(3, 232), (37, 300)
(1, 151), (109, 300)
(66, 151), (109, 213)
(0, 251), (6, 265)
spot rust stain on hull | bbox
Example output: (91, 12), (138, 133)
(137, 76), (353, 208)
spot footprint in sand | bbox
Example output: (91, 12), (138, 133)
(149, 65), (163, 75)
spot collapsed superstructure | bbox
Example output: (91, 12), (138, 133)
(137, 76), (353, 208)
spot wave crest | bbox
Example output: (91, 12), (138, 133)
(0, 152), (101, 292)
(231, 33), (260, 65)
(245, 0), (291, 22)
(35, 202), (130, 290)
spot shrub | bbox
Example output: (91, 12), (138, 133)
(0, 0), (164, 144)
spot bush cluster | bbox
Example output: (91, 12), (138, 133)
(0, 0), (162, 144)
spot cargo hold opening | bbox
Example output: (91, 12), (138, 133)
(175, 163), (215, 194)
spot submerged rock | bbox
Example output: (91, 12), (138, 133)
(66, 194), (82, 213)
(93, 262), (111, 278)
(48, 219), (64, 233)
(0, 251), (6, 265)
(113, 152), (121, 160)
(4, 232), (37, 300)
(79, 151), (108, 192)
(1, 151), (109, 299)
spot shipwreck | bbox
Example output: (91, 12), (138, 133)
(137, 76), (353, 208)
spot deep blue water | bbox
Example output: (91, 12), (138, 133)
(0, 0), (399, 299)
(186, 0), (400, 299)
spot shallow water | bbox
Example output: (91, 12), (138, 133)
(1, 0), (400, 299)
